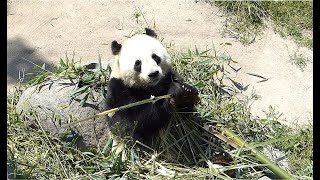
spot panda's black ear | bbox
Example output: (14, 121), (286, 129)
(145, 28), (157, 38)
(111, 41), (122, 55)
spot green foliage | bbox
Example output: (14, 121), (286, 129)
(289, 51), (311, 71)
(278, 127), (313, 177)
(264, 1), (312, 48)
(26, 53), (110, 106)
(7, 45), (312, 179)
(215, 1), (267, 45)
(214, 1), (313, 48)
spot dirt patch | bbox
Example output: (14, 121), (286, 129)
(7, 0), (312, 126)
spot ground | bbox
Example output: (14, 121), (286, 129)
(7, 0), (312, 127)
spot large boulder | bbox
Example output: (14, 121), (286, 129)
(16, 78), (111, 150)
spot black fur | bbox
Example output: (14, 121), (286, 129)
(151, 53), (161, 64)
(105, 71), (198, 143)
(111, 41), (122, 55)
(145, 28), (157, 38)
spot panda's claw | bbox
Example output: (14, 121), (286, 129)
(170, 82), (199, 98)
(181, 83), (198, 95)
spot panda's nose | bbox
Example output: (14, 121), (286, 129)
(148, 71), (159, 78)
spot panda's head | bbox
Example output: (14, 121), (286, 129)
(110, 28), (172, 87)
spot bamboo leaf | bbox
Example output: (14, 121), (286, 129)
(188, 49), (192, 59)
(71, 85), (89, 97)
(91, 174), (106, 180)
(246, 72), (267, 80)
(200, 49), (211, 55)
(101, 86), (107, 98)
(228, 78), (244, 91)
(212, 40), (217, 57)
(199, 58), (212, 65)
(228, 65), (241, 72)
(243, 84), (249, 91)
(25, 73), (36, 76)
(218, 54), (231, 62)
(80, 93), (89, 107)
(102, 138), (113, 155)
(257, 78), (270, 83)
(82, 152), (95, 156)
(195, 46), (199, 56)
(60, 58), (66, 67)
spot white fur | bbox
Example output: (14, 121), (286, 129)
(111, 34), (172, 87)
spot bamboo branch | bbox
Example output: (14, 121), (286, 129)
(207, 124), (294, 180)
(63, 94), (171, 127)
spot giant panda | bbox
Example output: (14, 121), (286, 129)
(105, 28), (199, 143)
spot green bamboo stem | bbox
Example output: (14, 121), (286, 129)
(63, 94), (171, 127)
(215, 124), (294, 180)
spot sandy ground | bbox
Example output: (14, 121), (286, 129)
(7, 0), (312, 127)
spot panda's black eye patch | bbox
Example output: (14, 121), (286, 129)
(152, 53), (161, 64)
(134, 60), (141, 72)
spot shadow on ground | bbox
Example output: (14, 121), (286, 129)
(7, 37), (54, 86)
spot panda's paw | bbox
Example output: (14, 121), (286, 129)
(168, 82), (199, 111)
(169, 82), (198, 97)
(181, 83), (198, 95)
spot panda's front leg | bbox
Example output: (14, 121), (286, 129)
(168, 81), (199, 111)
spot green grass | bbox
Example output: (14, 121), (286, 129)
(263, 1), (313, 48)
(214, 1), (313, 48)
(289, 51), (311, 72)
(215, 1), (267, 45)
(8, 42), (313, 179)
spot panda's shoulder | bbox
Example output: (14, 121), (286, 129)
(108, 77), (125, 88)
(164, 71), (182, 83)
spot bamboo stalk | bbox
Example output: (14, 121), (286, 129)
(63, 94), (171, 127)
(212, 124), (294, 180)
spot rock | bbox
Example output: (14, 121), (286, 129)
(262, 146), (290, 171)
(16, 78), (111, 150)
(259, 146), (290, 179)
